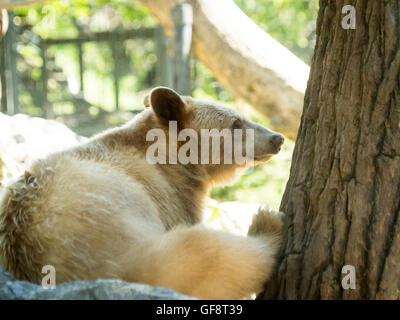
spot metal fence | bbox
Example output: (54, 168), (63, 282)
(0, 3), (194, 118)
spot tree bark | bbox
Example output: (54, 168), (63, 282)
(262, 0), (400, 299)
(137, 0), (310, 140)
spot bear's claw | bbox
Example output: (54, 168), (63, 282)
(247, 206), (283, 251)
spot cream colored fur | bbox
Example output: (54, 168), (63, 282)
(0, 87), (284, 299)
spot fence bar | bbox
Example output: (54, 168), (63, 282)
(77, 41), (84, 93)
(41, 28), (155, 46)
(0, 37), (7, 113)
(110, 40), (120, 110)
(40, 44), (49, 118)
(3, 11), (18, 114)
(155, 25), (174, 88)
(171, 2), (193, 95)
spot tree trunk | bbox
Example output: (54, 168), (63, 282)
(262, 0), (400, 300)
(137, 0), (310, 140)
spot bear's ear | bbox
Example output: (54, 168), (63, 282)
(149, 87), (186, 126)
(143, 94), (150, 108)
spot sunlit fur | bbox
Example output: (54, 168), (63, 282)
(0, 87), (283, 299)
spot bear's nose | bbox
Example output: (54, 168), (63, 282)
(271, 134), (284, 149)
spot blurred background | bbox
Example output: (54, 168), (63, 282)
(0, 0), (318, 233)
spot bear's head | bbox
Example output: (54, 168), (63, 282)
(143, 87), (284, 184)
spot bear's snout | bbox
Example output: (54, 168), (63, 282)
(270, 134), (284, 152)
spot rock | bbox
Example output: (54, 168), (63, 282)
(0, 112), (86, 184)
(0, 267), (194, 300)
(0, 113), (195, 300)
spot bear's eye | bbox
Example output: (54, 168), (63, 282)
(232, 119), (243, 129)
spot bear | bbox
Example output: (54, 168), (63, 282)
(0, 87), (284, 299)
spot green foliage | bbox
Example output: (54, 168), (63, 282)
(192, 60), (234, 104)
(15, 0), (157, 38)
(14, 0), (157, 116)
(13, 0), (318, 113)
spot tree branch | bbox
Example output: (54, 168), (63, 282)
(137, 0), (310, 140)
